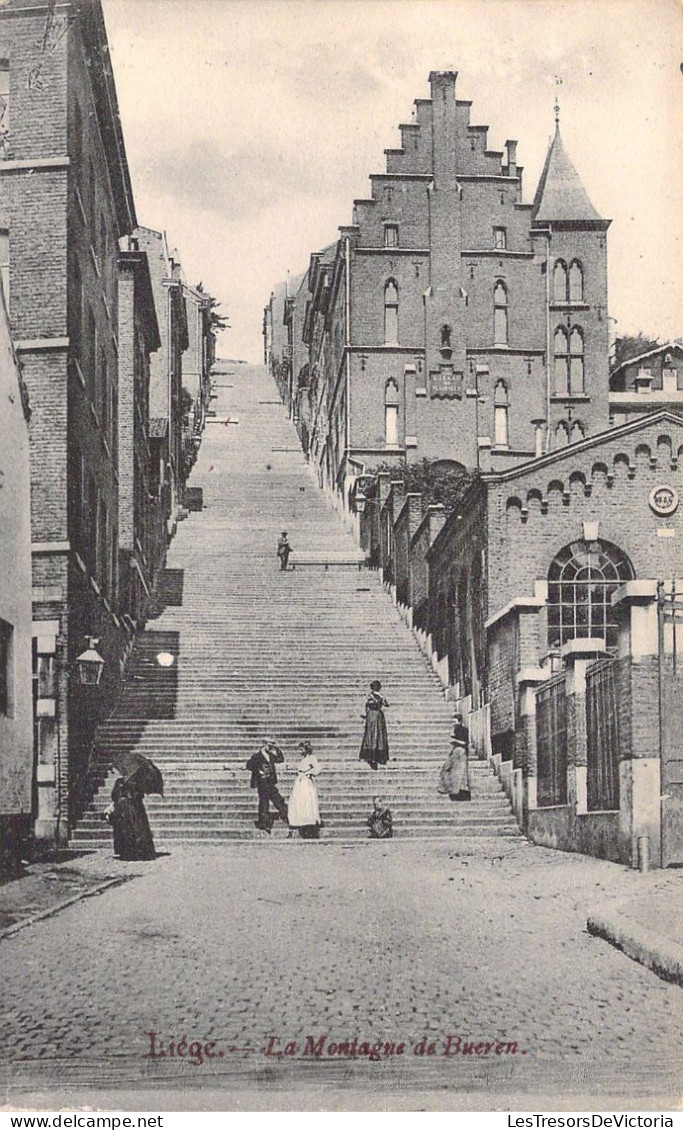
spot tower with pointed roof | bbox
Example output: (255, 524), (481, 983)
(531, 110), (612, 448)
(270, 72), (613, 495)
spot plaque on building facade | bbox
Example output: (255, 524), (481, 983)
(649, 484), (679, 517)
(429, 366), (463, 399)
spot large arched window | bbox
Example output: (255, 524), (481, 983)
(493, 281), (508, 345)
(569, 260), (584, 302)
(384, 279), (398, 345)
(569, 327), (584, 392)
(554, 326), (568, 393)
(553, 260), (568, 302)
(547, 539), (634, 651)
(384, 378), (399, 446)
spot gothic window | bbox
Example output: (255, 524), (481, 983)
(384, 224), (398, 248)
(493, 227), (507, 250)
(569, 327), (585, 392)
(547, 539), (634, 651)
(554, 327), (569, 393)
(493, 380), (509, 447)
(554, 421), (570, 447)
(570, 421), (585, 443)
(493, 281), (508, 345)
(569, 260), (584, 302)
(440, 324), (451, 349)
(384, 378), (399, 446)
(384, 279), (399, 345)
(553, 260), (568, 302)
(534, 423), (545, 457)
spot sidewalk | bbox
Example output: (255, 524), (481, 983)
(587, 867), (683, 986)
(0, 851), (148, 939)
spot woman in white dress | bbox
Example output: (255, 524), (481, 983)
(288, 741), (322, 839)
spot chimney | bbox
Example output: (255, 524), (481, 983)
(505, 139), (518, 177)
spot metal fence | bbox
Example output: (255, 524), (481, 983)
(536, 675), (568, 806)
(586, 657), (620, 811)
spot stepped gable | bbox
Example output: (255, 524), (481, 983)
(532, 123), (605, 225)
(71, 364), (518, 845)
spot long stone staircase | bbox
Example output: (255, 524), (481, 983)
(71, 364), (519, 845)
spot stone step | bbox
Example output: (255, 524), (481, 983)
(71, 364), (520, 849)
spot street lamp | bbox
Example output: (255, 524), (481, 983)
(75, 636), (105, 686)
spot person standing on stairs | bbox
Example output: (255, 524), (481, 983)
(437, 712), (472, 801)
(277, 531), (292, 571)
(359, 680), (390, 770)
(246, 740), (289, 832)
(287, 741), (322, 839)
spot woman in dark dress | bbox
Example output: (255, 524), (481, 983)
(108, 776), (156, 860)
(359, 680), (390, 770)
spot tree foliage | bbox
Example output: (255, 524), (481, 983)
(612, 333), (659, 372)
(372, 458), (480, 515)
(195, 281), (230, 332)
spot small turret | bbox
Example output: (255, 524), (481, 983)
(533, 121), (606, 225)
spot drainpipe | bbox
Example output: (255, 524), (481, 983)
(544, 231), (552, 454)
(343, 236), (352, 515)
(344, 237), (351, 463)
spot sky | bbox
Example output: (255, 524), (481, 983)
(102, 0), (683, 364)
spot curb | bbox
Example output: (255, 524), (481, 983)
(0, 875), (132, 942)
(587, 910), (683, 987)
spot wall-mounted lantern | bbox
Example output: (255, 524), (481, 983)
(75, 637), (105, 686)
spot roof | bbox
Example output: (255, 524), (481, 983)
(483, 409), (683, 485)
(149, 418), (169, 439)
(532, 125), (604, 224)
(611, 339), (683, 378)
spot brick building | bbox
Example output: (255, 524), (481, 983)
(0, 290), (33, 870)
(610, 339), (683, 426)
(116, 237), (161, 628)
(268, 71), (611, 505)
(133, 226), (188, 540)
(181, 281), (216, 466)
(0, 0), (140, 842)
(362, 409), (683, 867)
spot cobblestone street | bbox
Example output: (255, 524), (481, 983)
(1, 839), (680, 1109)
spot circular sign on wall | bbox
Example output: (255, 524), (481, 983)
(649, 485), (679, 517)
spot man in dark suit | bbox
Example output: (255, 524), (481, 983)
(246, 740), (289, 832)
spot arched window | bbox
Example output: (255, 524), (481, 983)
(493, 380), (509, 447)
(384, 378), (399, 446)
(547, 539), (634, 651)
(569, 327), (584, 392)
(569, 260), (583, 302)
(440, 324), (451, 349)
(384, 280), (398, 345)
(554, 421), (569, 448)
(570, 420), (585, 443)
(553, 260), (568, 302)
(493, 281), (508, 345)
(554, 326), (568, 393)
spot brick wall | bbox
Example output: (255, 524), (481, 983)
(273, 70), (612, 493)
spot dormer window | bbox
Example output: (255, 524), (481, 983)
(635, 367), (653, 394)
(384, 224), (398, 248)
(493, 227), (507, 250)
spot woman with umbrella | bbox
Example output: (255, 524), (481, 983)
(359, 680), (390, 770)
(106, 753), (163, 860)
